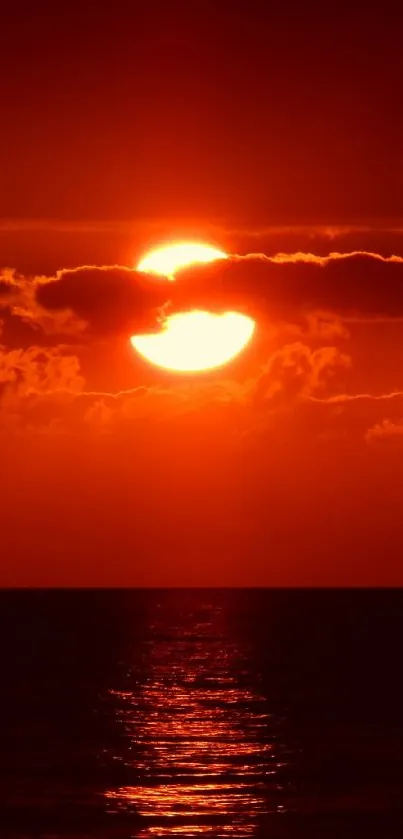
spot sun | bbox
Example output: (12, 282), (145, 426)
(132, 241), (255, 373)
(137, 242), (227, 279)
(130, 310), (255, 373)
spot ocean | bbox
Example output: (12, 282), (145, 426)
(0, 589), (402, 837)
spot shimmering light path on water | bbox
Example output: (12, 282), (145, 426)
(104, 598), (287, 835)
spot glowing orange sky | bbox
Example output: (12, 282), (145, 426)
(2, 234), (403, 585)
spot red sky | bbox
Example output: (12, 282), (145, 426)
(1, 1), (403, 585)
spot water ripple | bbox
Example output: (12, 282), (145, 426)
(104, 603), (286, 835)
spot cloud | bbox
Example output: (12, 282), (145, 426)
(167, 252), (403, 320)
(0, 269), (20, 299)
(2, 249), (403, 446)
(0, 252), (400, 350)
(296, 390), (403, 446)
(0, 344), (85, 433)
(0, 282), (13, 299)
(0, 269), (87, 345)
(252, 342), (351, 405)
(365, 419), (403, 445)
(0, 345), (84, 395)
(4, 338), (348, 435)
(301, 310), (350, 341)
(309, 391), (403, 404)
(35, 265), (169, 336)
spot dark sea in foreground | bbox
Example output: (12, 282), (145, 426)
(1, 590), (402, 838)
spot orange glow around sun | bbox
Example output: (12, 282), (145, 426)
(132, 242), (255, 373)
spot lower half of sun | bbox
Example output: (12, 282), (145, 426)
(131, 310), (255, 373)
(131, 242), (255, 373)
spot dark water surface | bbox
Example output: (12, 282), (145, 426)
(0, 589), (402, 837)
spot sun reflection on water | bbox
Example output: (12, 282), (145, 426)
(104, 600), (286, 835)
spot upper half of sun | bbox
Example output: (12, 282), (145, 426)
(137, 242), (227, 279)
(131, 242), (255, 373)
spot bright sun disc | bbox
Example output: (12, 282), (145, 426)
(137, 242), (227, 278)
(131, 310), (255, 373)
(133, 241), (255, 372)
